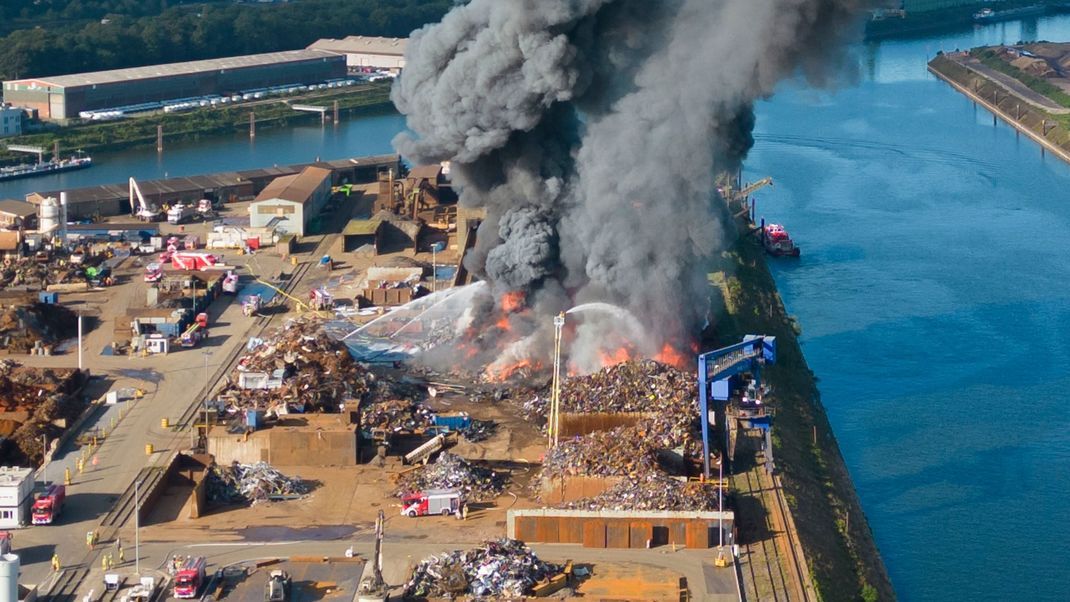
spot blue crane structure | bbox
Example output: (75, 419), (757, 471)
(696, 334), (777, 479)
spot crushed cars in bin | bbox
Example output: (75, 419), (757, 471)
(206, 461), (309, 505)
(403, 538), (560, 600)
(394, 452), (505, 502)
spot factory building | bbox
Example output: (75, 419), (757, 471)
(306, 36), (407, 71)
(0, 200), (37, 229)
(2, 50), (345, 120)
(248, 166), (333, 237)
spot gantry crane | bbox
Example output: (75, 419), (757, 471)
(697, 335), (777, 477)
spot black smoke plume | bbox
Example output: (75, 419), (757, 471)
(392, 0), (871, 372)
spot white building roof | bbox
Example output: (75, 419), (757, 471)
(307, 36), (407, 57)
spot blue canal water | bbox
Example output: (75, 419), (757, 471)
(747, 15), (1070, 602)
(0, 111), (407, 199)
(3, 14), (1069, 600)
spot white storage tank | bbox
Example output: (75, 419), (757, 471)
(0, 553), (19, 602)
(39, 197), (59, 235)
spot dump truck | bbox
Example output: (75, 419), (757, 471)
(31, 484), (65, 525)
(173, 556), (206, 599)
(400, 488), (464, 518)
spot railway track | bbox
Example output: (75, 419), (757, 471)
(41, 567), (89, 602)
(734, 434), (811, 602)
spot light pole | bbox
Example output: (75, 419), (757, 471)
(77, 311), (83, 371)
(40, 433), (48, 484)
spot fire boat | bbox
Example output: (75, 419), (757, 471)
(760, 222), (800, 257)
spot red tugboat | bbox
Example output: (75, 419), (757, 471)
(761, 222), (801, 257)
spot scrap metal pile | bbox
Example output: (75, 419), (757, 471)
(558, 471), (721, 512)
(0, 303), (77, 352)
(526, 360), (712, 510)
(394, 452), (505, 502)
(205, 461), (309, 505)
(222, 319), (373, 413)
(403, 538), (561, 600)
(0, 361), (85, 466)
(359, 397), (432, 433)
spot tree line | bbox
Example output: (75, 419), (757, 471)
(0, 0), (454, 81)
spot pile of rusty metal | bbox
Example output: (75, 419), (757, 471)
(360, 397), (433, 433)
(0, 361), (85, 466)
(556, 472), (721, 512)
(0, 303), (77, 353)
(205, 461), (309, 505)
(403, 538), (561, 600)
(219, 319), (373, 413)
(528, 360), (717, 510)
(541, 427), (660, 478)
(394, 452), (505, 502)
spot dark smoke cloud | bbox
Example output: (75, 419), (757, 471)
(393, 0), (872, 370)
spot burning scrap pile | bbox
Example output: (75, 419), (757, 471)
(205, 461), (309, 505)
(394, 452), (505, 502)
(221, 319), (372, 413)
(0, 303), (77, 352)
(403, 538), (561, 600)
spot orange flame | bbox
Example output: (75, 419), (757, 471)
(655, 343), (689, 369)
(597, 346), (633, 368)
(484, 359), (538, 382)
(496, 316), (512, 331)
(501, 290), (525, 313)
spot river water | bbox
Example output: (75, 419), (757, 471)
(748, 16), (1070, 602)
(5, 15), (1069, 601)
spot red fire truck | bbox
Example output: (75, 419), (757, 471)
(400, 489), (464, 518)
(31, 484), (65, 525)
(173, 556), (207, 598)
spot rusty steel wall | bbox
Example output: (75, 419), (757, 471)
(539, 474), (623, 504)
(511, 513), (720, 549)
(556, 411), (654, 437)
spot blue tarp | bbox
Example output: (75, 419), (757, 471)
(238, 281), (279, 304)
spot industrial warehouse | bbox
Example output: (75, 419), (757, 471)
(1, 50), (346, 120)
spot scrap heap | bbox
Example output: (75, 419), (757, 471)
(530, 360), (713, 511)
(0, 303), (77, 352)
(403, 538), (560, 600)
(220, 319), (373, 413)
(0, 361), (86, 466)
(394, 452), (506, 502)
(359, 397), (433, 433)
(205, 461), (309, 505)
